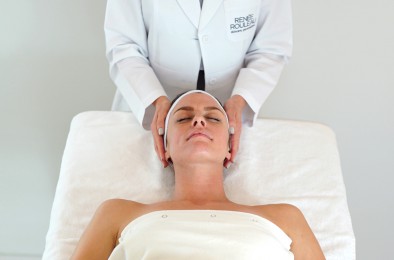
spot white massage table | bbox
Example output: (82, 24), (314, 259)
(43, 111), (355, 259)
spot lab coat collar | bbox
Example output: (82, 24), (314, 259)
(176, 0), (224, 30)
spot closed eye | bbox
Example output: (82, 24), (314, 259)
(207, 117), (221, 122)
(176, 117), (192, 123)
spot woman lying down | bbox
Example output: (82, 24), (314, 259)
(71, 90), (325, 259)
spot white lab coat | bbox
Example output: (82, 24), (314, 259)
(105, 0), (292, 129)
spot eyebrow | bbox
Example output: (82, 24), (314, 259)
(173, 106), (225, 115)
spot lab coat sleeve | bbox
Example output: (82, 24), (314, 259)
(104, 0), (166, 130)
(231, 0), (293, 126)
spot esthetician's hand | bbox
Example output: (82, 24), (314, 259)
(151, 96), (171, 168)
(223, 95), (246, 168)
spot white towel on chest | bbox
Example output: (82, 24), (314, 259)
(109, 210), (294, 260)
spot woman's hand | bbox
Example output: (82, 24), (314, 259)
(151, 96), (171, 167)
(224, 95), (246, 168)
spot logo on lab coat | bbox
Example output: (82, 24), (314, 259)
(224, 1), (260, 42)
(229, 14), (256, 34)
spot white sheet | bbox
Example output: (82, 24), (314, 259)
(43, 111), (355, 259)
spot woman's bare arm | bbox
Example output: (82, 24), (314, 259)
(70, 200), (127, 259)
(280, 204), (325, 259)
(261, 204), (325, 260)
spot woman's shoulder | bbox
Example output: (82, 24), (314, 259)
(252, 204), (325, 259)
(95, 199), (146, 220)
(99, 198), (145, 211)
(256, 203), (303, 217)
(95, 199), (149, 238)
(252, 203), (307, 236)
(252, 203), (303, 217)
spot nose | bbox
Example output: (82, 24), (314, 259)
(192, 115), (206, 127)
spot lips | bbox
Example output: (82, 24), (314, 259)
(186, 131), (213, 141)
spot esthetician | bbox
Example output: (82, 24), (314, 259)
(104, 0), (293, 167)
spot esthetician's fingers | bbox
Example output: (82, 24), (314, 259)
(227, 112), (242, 164)
(151, 96), (171, 168)
(224, 95), (246, 165)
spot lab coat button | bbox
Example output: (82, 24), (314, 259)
(209, 78), (217, 85)
(202, 35), (209, 43)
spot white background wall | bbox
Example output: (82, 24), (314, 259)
(0, 0), (393, 259)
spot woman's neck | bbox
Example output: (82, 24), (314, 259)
(172, 162), (229, 204)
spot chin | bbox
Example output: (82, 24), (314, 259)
(187, 149), (224, 162)
(174, 142), (226, 161)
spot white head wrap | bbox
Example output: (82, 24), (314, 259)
(164, 90), (229, 149)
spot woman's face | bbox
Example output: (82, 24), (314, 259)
(165, 93), (231, 166)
